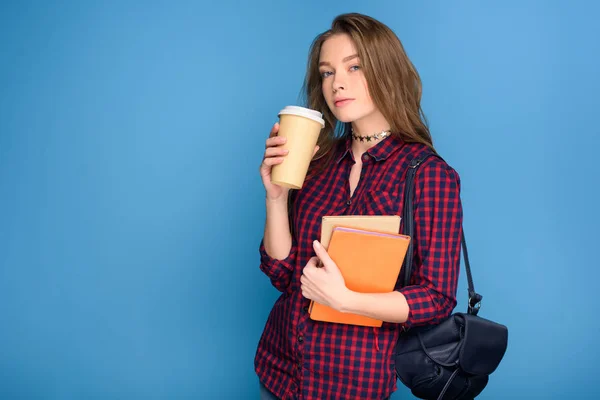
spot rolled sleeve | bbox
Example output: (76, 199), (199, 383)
(259, 239), (298, 292)
(398, 286), (437, 328)
(398, 158), (463, 329)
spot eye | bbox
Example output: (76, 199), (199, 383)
(350, 65), (360, 72)
(320, 70), (333, 78)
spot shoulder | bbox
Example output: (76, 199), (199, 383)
(403, 142), (461, 190)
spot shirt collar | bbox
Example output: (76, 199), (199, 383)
(335, 134), (404, 164)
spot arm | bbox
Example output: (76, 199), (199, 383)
(263, 196), (293, 259)
(259, 193), (298, 292)
(341, 291), (410, 323)
(258, 123), (320, 292)
(338, 160), (463, 326)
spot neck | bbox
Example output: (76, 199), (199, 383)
(350, 113), (391, 156)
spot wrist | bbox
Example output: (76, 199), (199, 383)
(265, 191), (289, 204)
(266, 194), (286, 202)
(265, 197), (288, 210)
(338, 288), (357, 314)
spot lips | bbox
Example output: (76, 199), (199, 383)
(334, 98), (354, 107)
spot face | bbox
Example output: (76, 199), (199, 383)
(318, 34), (378, 124)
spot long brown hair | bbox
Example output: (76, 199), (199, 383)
(300, 13), (435, 176)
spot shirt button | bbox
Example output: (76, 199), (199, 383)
(346, 199), (351, 206)
(298, 335), (303, 343)
(303, 305), (309, 312)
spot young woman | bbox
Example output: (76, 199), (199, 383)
(256, 13), (463, 400)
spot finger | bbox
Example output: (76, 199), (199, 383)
(261, 157), (285, 167)
(303, 263), (314, 276)
(313, 240), (326, 258)
(268, 122), (280, 138)
(308, 257), (323, 268)
(266, 136), (287, 148)
(264, 147), (289, 158)
(305, 257), (320, 271)
(300, 276), (312, 291)
(302, 285), (313, 300)
(313, 240), (331, 266)
(308, 255), (323, 269)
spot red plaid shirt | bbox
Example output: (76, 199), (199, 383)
(255, 135), (463, 400)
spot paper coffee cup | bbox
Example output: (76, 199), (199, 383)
(270, 106), (325, 189)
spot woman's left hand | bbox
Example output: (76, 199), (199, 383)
(300, 240), (350, 312)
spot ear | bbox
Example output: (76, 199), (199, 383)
(312, 145), (320, 158)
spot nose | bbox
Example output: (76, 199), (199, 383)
(332, 73), (346, 93)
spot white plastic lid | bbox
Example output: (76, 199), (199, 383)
(278, 106), (325, 128)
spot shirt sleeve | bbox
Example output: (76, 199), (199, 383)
(398, 158), (463, 329)
(258, 238), (298, 293)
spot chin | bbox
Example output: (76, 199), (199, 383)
(334, 115), (354, 123)
(331, 109), (360, 123)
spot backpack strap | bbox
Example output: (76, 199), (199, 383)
(401, 153), (482, 315)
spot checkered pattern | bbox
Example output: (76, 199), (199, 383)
(255, 135), (463, 400)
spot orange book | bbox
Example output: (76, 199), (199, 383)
(309, 226), (411, 327)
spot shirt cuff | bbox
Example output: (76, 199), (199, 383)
(398, 286), (436, 329)
(259, 239), (297, 273)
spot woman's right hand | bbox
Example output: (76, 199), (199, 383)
(260, 122), (290, 202)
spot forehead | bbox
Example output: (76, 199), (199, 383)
(319, 34), (357, 63)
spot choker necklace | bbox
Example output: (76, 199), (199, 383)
(351, 127), (392, 142)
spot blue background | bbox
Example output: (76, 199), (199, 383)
(1, 1), (598, 399)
